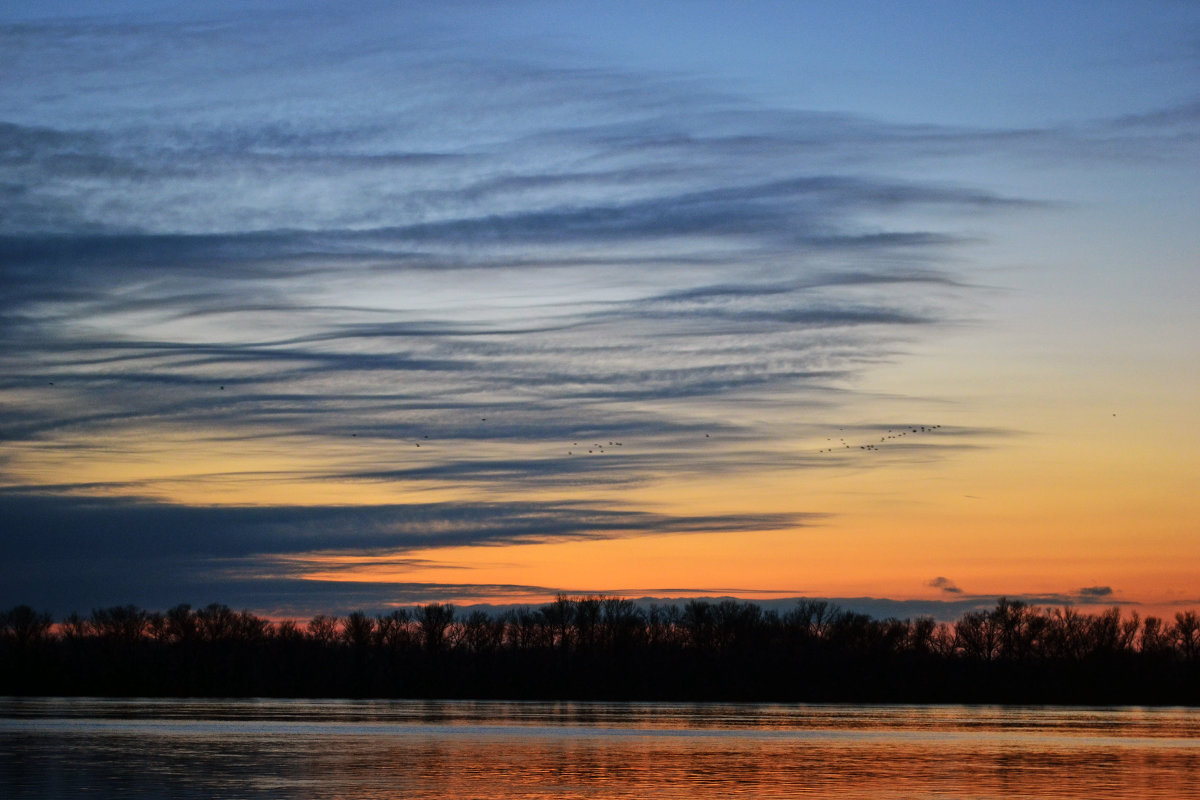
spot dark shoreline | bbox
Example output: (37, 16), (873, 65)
(3, 599), (1197, 705)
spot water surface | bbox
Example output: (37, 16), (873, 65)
(2, 699), (1197, 798)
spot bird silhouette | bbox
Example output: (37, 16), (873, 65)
(817, 422), (942, 454)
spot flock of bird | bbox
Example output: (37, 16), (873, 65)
(567, 441), (624, 456)
(349, 414), (635, 457)
(56, 379), (947, 462)
(371, 410), (942, 461)
(816, 424), (941, 454)
(324, 402), (945, 459)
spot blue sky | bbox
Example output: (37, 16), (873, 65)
(2, 2), (1198, 619)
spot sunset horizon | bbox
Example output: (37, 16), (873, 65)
(3, 1), (1198, 624)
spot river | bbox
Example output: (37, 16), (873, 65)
(2, 699), (1197, 798)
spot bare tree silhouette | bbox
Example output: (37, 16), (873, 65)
(417, 603), (455, 653)
(2, 599), (1198, 703)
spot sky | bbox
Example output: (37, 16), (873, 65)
(2, 1), (1198, 620)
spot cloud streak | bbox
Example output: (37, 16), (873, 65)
(0, 490), (818, 614)
(5, 3), (1186, 614)
(0, 8), (1010, 589)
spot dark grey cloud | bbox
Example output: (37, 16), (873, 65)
(646, 271), (965, 305)
(0, 491), (816, 559)
(0, 4), (1113, 614)
(0, 490), (818, 614)
(378, 176), (1030, 249)
(239, 580), (565, 618)
(927, 576), (964, 594)
(1106, 100), (1200, 129)
(5, 572), (573, 621)
(0, 261), (943, 437)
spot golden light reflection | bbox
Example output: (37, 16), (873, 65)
(11, 700), (1199, 798)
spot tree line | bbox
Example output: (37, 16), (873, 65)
(2, 598), (1197, 704)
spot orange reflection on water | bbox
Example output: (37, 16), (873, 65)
(3, 700), (1198, 799)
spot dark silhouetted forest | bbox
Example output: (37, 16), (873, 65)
(2, 598), (1197, 704)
